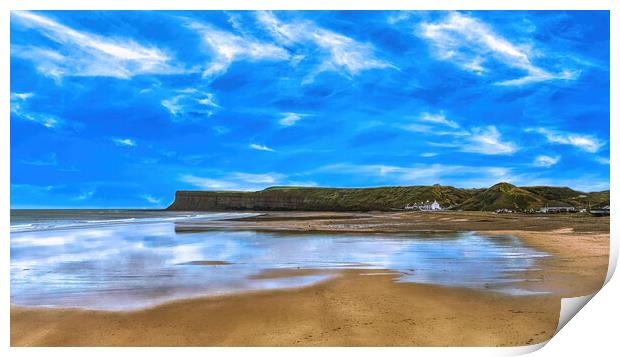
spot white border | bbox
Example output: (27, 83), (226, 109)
(0, 0), (615, 11)
(2, 1), (617, 356)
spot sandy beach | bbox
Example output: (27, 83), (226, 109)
(11, 211), (609, 347)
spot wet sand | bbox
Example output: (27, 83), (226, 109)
(177, 210), (609, 234)
(11, 269), (560, 347)
(178, 260), (232, 266)
(11, 211), (609, 347)
(489, 229), (609, 297)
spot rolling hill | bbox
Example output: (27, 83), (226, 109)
(457, 182), (544, 211)
(167, 183), (609, 212)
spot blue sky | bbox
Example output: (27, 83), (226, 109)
(10, 10), (610, 208)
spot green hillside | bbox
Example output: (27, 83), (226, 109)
(259, 185), (471, 210)
(458, 183), (544, 211)
(169, 182), (609, 212)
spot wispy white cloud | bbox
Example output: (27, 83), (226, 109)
(11, 183), (58, 192)
(420, 152), (438, 157)
(402, 111), (517, 156)
(10, 91), (30, 109)
(161, 88), (219, 119)
(180, 175), (238, 190)
(495, 70), (578, 86)
(11, 92), (34, 101)
(14, 112), (61, 129)
(10, 91), (64, 129)
(186, 20), (289, 79)
(232, 172), (284, 184)
(225, 11), (248, 35)
(533, 155), (560, 167)
(419, 112), (459, 128)
(527, 127), (604, 153)
(387, 11), (414, 25)
(180, 171), (308, 191)
(461, 126), (518, 155)
(76, 190), (95, 200)
(401, 123), (434, 134)
(111, 137), (136, 147)
(417, 12), (579, 86)
(595, 156), (610, 165)
(401, 123), (468, 136)
(213, 126), (230, 135)
(318, 163), (512, 188)
(257, 11), (394, 83)
(11, 11), (182, 80)
(402, 110), (464, 135)
(310, 28), (394, 76)
(279, 112), (309, 126)
(161, 98), (183, 116)
(250, 143), (275, 152)
(141, 194), (162, 205)
(317, 162), (607, 192)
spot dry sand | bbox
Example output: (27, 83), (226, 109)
(11, 211), (609, 347)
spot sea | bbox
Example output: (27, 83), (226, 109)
(10, 209), (550, 311)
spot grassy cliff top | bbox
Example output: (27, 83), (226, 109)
(173, 183), (609, 211)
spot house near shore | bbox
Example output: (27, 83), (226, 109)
(405, 200), (442, 211)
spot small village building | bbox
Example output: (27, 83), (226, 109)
(405, 200), (442, 211)
(429, 200), (441, 210)
(539, 202), (576, 214)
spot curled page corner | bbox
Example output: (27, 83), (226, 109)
(515, 294), (597, 355)
(555, 293), (596, 335)
(504, 340), (549, 356)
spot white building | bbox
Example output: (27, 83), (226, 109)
(539, 205), (576, 213)
(405, 200), (442, 211)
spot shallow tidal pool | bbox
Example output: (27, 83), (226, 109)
(11, 211), (550, 310)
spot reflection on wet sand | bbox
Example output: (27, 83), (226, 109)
(11, 215), (549, 311)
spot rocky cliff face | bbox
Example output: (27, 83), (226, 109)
(167, 185), (470, 211)
(167, 190), (315, 211)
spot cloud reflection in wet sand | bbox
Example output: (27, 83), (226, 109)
(11, 221), (549, 310)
